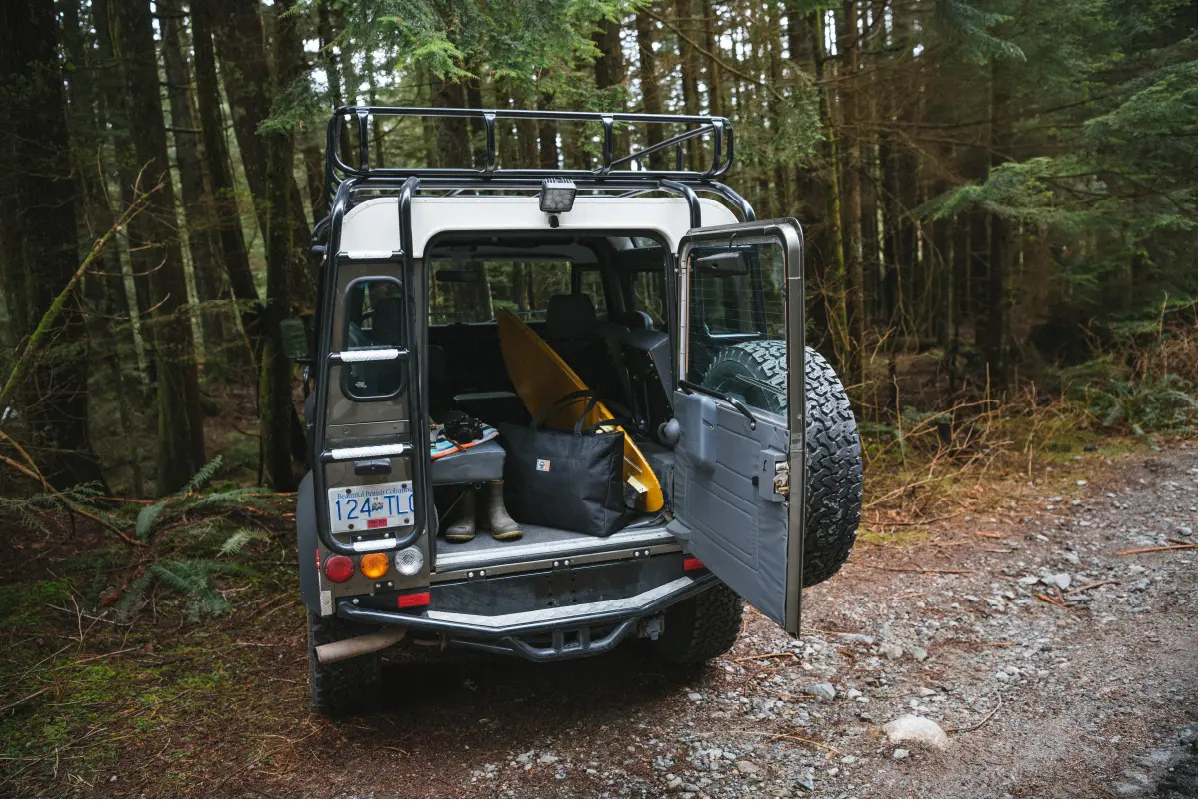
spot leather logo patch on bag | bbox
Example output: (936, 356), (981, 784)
(536, 459), (551, 472)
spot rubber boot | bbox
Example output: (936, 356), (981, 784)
(442, 488), (477, 542)
(484, 480), (522, 541)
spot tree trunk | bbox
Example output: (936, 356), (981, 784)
(593, 17), (630, 159)
(92, 0), (153, 361)
(0, 0), (107, 489)
(159, 0), (224, 352)
(190, 0), (258, 308)
(840, 1), (865, 391)
(317, 0), (353, 163)
(673, 0), (702, 170)
(113, 0), (206, 494)
(810, 11), (847, 360)
(536, 85), (559, 169)
(985, 64), (1013, 389)
(211, 0), (311, 270)
(62, 0), (140, 494)
(702, 4), (724, 117)
(635, 8), (667, 170)
(258, 1), (308, 492)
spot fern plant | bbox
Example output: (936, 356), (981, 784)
(134, 456), (286, 543)
(116, 558), (255, 623)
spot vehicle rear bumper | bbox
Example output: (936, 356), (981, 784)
(336, 571), (719, 661)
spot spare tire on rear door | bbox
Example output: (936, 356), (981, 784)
(703, 341), (861, 587)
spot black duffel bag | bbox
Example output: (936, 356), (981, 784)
(498, 391), (630, 538)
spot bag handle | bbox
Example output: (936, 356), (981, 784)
(530, 389), (592, 430)
(533, 390), (633, 436)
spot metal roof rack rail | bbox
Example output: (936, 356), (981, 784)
(323, 106), (736, 204)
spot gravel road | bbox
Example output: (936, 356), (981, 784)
(231, 444), (1193, 799)
(28, 446), (1192, 798)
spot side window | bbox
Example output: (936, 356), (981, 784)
(630, 270), (666, 327)
(576, 267), (608, 319)
(685, 239), (788, 413)
(343, 277), (405, 399)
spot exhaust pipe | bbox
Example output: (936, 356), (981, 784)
(315, 628), (407, 664)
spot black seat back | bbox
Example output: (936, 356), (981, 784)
(545, 294), (599, 383)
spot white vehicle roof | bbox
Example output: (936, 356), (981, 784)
(339, 196), (740, 258)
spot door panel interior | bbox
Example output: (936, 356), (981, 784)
(672, 390), (790, 624)
(670, 218), (805, 635)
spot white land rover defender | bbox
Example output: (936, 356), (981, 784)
(290, 106), (862, 717)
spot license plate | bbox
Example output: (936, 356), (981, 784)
(327, 481), (413, 534)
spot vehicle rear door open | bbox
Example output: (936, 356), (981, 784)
(669, 219), (806, 635)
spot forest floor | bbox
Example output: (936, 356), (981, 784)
(1, 441), (1196, 798)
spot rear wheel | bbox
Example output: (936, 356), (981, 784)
(703, 341), (861, 587)
(651, 584), (743, 664)
(307, 610), (382, 717)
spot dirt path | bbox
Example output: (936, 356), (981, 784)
(3, 445), (1196, 798)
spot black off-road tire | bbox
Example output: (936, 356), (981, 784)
(651, 584), (744, 664)
(704, 341), (862, 587)
(307, 610), (382, 718)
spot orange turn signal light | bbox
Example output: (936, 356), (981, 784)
(360, 552), (390, 579)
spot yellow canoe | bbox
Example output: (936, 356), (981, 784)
(496, 308), (664, 513)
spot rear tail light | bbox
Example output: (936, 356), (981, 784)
(323, 554), (354, 583)
(396, 591), (430, 609)
(683, 557), (705, 572)
(394, 546), (424, 576)
(360, 552), (390, 579)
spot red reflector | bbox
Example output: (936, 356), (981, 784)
(396, 591), (431, 609)
(367, 518), (388, 529)
(323, 554), (354, 583)
(683, 557), (705, 572)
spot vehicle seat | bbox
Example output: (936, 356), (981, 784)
(614, 310), (655, 331)
(545, 293), (600, 386)
(430, 440), (506, 485)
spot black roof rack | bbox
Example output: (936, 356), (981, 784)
(324, 106), (736, 199)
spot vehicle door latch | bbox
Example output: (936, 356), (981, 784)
(773, 461), (790, 497)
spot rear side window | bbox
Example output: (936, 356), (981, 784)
(630, 270), (667, 327)
(576, 268), (608, 319)
(343, 277), (406, 399)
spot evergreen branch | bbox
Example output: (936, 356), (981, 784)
(640, 7), (787, 104)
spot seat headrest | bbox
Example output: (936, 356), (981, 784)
(545, 294), (596, 340)
(615, 310), (655, 331)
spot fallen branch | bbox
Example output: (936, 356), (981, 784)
(850, 562), (972, 575)
(1035, 592), (1072, 609)
(979, 641), (1019, 647)
(1167, 537), (1195, 546)
(764, 732), (842, 755)
(1065, 579), (1118, 595)
(1115, 544), (1196, 555)
(0, 687), (49, 716)
(975, 531), (1008, 539)
(735, 652), (798, 662)
(865, 512), (961, 528)
(945, 694), (1003, 733)
(720, 729), (841, 755)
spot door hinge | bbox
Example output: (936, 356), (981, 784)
(773, 461), (790, 497)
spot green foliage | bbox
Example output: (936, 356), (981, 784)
(116, 558), (255, 623)
(1064, 361), (1196, 443)
(217, 527), (270, 556)
(0, 482), (110, 537)
(933, 0), (1024, 62)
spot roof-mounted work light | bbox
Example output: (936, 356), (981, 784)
(539, 178), (577, 213)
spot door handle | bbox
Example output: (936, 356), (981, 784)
(353, 458), (393, 476)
